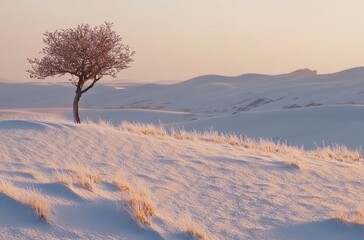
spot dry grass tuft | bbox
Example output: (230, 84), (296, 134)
(84, 118), (116, 130)
(120, 121), (167, 137)
(66, 162), (101, 191)
(74, 174), (96, 191)
(112, 172), (130, 191)
(0, 179), (19, 199)
(311, 144), (362, 162)
(118, 121), (363, 162)
(182, 214), (207, 240)
(127, 188), (156, 226)
(171, 128), (199, 142)
(0, 179), (52, 222)
(53, 170), (73, 186)
(22, 189), (52, 222)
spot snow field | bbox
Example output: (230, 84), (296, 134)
(0, 118), (363, 239)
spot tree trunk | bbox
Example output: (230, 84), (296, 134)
(73, 90), (82, 123)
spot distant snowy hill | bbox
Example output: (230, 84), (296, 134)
(81, 67), (364, 113)
(1, 67), (364, 113)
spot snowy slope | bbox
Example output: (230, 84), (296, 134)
(0, 119), (363, 239)
(1, 104), (363, 150)
(173, 105), (364, 149)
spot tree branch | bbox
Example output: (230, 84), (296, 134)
(81, 76), (101, 94)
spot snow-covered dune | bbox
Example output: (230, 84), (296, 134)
(1, 104), (362, 150)
(75, 67), (364, 112)
(1, 67), (364, 113)
(173, 105), (364, 149)
(0, 119), (363, 240)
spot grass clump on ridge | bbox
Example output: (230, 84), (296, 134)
(119, 121), (362, 162)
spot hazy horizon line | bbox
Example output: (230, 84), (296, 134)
(1, 65), (364, 84)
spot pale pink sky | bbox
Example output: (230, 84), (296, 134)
(1, 0), (364, 82)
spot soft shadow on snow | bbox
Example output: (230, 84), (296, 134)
(32, 183), (83, 202)
(0, 120), (49, 130)
(54, 200), (164, 240)
(0, 190), (164, 239)
(271, 219), (364, 240)
(0, 119), (72, 131)
(0, 192), (42, 227)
